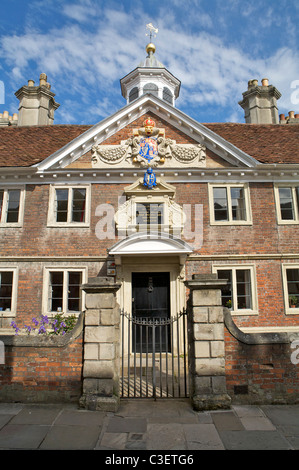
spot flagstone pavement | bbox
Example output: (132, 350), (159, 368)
(0, 399), (299, 451)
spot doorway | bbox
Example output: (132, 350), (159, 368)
(132, 272), (170, 353)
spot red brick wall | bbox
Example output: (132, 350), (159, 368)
(0, 335), (83, 403)
(224, 329), (299, 404)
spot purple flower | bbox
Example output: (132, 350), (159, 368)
(38, 325), (46, 334)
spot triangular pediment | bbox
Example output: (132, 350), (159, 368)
(36, 93), (259, 173)
(124, 178), (176, 197)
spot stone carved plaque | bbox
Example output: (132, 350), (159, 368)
(91, 118), (206, 169)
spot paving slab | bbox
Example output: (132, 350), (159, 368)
(261, 405), (299, 426)
(0, 424), (50, 449)
(0, 414), (13, 430)
(9, 405), (61, 425)
(219, 430), (292, 450)
(145, 423), (187, 450)
(106, 416), (147, 433)
(39, 424), (102, 450)
(211, 411), (244, 431)
(183, 423), (225, 450)
(54, 408), (105, 426)
(98, 432), (128, 450)
(239, 415), (276, 431)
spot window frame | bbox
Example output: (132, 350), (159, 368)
(208, 183), (252, 225)
(274, 184), (299, 224)
(47, 184), (90, 227)
(0, 186), (25, 227)
(282, 264), (299, 314)
(43, 267), (87, 316)
(212, 264), (258, 315)
(0, 267), (18, 316)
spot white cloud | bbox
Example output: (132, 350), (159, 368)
(0, 1), (298, 123)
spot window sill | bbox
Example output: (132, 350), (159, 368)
(210, 220), (252, 226)
(47, 223), (90, 228)
(230, 309), (258, 316)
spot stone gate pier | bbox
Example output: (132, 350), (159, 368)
(80, 277), (121, 411)
(186, 274), (231, 411)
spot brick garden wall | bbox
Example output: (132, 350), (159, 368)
(224, 328), (299, 404)
(0, 317), (84, 403)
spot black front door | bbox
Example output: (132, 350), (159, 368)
(132, 272), (170, 352)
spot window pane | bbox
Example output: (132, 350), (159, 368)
(49, 271), (63, 311)
(0, 190), (3, 222)
(286, 268), (299, 307)
(163, 87), (173, 104)
(231, 187), (246, 221)
(129, 87), (139, 103)
(217, 270), (233, 308)
(72, 188), (86, 222)
(6, 190), (20, 223)
(68, 272), (82, 311)
(55, 189), (68, 222)
(236, 269), (252, 309)
(213, 187), (228, 221)
(0, 271), (13, 311)
(279, 187), (294, 220)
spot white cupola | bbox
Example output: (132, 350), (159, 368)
(120, 42), (181, 106)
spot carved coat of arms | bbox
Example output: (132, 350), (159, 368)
(91, 117), (206, 188)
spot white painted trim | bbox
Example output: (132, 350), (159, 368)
(282, 264), (299, 315)
(208, 182), (252, 225)
(212, 264), (258, 315)
(109, 232), (193, 256)
(274, 183), (299, 225)
(36, 94), (259, 172)
(0, 266), (18, 316)
(47, 184), (91, 227)
(0, 186), (25, 227)
(42, 266), (87, 316)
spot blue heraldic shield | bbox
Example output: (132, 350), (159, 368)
(139, 137), (158, 163)
(143, 167), (157, 189)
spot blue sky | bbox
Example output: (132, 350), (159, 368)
(0, 0), (298, 125)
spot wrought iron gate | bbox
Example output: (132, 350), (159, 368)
(120, 310), (189, 399)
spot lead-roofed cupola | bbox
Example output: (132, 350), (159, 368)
(120, 26), (181, 106)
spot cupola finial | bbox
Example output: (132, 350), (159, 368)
(145, 23), (158, 55)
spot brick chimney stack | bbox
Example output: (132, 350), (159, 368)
(14, 73), (60, 126)
(239, 78), (281, 124)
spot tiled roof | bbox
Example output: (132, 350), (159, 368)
(0, 125), (91, 167)
(0, 122), (298, 167)
(204, 123), (299, 164)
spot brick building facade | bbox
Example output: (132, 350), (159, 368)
(0, 41), (299, 406)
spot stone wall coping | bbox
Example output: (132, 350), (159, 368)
(224, 308), (299, 344)
(185, 275), (228, 290)
(81, 277), (121, 293)
(0, 313), (84, 347)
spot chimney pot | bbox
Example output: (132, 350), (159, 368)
(261, 78), (269, 87)
(252, 79), (258, 86)
(280, 114), (285, 120)
(3, 111), (9, 118)
(28, 80), (35, 87)
(12, 113), (18, 121)
(295, 114), (299, 119)
(289, 111), (295, 119)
